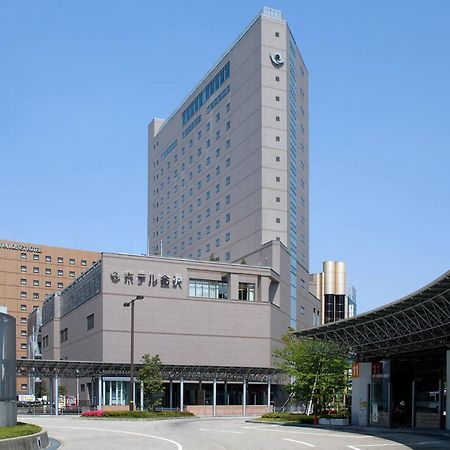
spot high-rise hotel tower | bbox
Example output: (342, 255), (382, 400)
(148, 8), (317, 329)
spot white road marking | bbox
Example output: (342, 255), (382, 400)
(242, 426), (369, 439)
(44, 425), (183, 449)
(348, 444), (405, 449)
(283, 437), (315, 447)
(199, 428), (243, 434)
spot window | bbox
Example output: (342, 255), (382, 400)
(69, 271), (75, 278)
(33, 280), (39, 286)
(21, 330), (27, 337)
(42, 335), (49, 348)
(21, 384), (27, 390)
(226, 157), (231, 167)
(225, 139), (230, 149)
(20, 304), (27, 311)
(81, 260), (87, 266)
(206, 243), (210, 253)
(189, 279), (227, 299)
(215, 219), (220, 229)
(69, 258), (75, 265)
(33, 293), (39, 299)
(206, 122), (211, 131)
(20, 278), (27, 285)
(57, 257), (63, 263)
(215, 238), (220, 247)
(215, 130), (220, 140)
(57, 282), (63, 289)
(20, 253), (26, 259)
(276, 196), (280, 203)
(276, 156), (280, 162)
(275, 96), (280, 102)
(215, 184), (220, 193)
(21, 343), (27, 350)
(215, 201), (220, 211)
(275, 31), (280, 37)
(206, 139), (211, 148)
(226, 102), (230, 112)
(275, 76), (280, 82)
(45, 268), (51, 275)
(225, 213), (231, 223)
(215, 147), (220, 157)
(276, 218), (280, 223)
(216, 112), (220, 122)
(206, 208), (211, 217)
(87, 314), (94, 331)
(226, 194), (230, 204)
(239, 283), (255, 301)
(206, 156), (211, 165)
(60, 328), (68, 342)
(21, 317), (27, 324)
(33, 254), (39, 260)
(276, 176), (280, 182)
(33, 267), (39, 273)
(276, 136), (280, 142)
(226, 176), (230, 186)
(45, 281), (51, 288)
(206, 225), (211, 235)
(225, 251), (230, 261)
(20, 291), (27, 299)
(215, 166), (220, 175)
(58, 270), (63, 276)
(226, 121), (230, 130)
(225, 232), (230, 241)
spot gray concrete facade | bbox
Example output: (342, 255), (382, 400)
(40, 247), (294, 368)
(147, 8), (311, 330)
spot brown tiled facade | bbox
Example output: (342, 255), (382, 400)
(0, 240), (100, 392)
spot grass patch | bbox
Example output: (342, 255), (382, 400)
(0, 422), (41, 440)
(259, 413), (315, 424)
(81, 410), (194, 419)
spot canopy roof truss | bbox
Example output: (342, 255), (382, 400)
(296, 271), (450, 361)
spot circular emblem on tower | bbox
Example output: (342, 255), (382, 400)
(270, 52), (284, 67)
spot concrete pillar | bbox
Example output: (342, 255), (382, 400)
(446, 350), (450, 431)
(267, 379), (271, 409)
(54, 375), (59, 416)
(411, 380), (416, 429)
(169, 380), (173, 409)
(140, 381), (144, 411)
(242, 379), (247, 415)
(76, 377), (80, 414)
(213, 378), (217, 416)
(49, 377), (53, 415)
(351, 362), (371, 426)
(98, 376), (102, 410)
(180, 378), (184, 412)
(224, 380), (228, 405)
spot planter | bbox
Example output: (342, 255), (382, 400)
(319, 417), (349, 426)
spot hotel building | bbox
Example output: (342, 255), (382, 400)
(0, 240), (99, 392)
(147, 7), (316, 330)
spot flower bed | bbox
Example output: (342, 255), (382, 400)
(81, 410), (194, 419)
(0, 423), (41, 440)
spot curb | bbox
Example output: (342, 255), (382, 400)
(0, 430), (49, 450)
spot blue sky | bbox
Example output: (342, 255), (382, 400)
(1, 0), (448, 313)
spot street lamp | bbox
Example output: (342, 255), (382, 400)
(123, 295), (144, 411)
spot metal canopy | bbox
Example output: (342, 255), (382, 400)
(16, 359), (284, 383)
(296, 270), (450, 361)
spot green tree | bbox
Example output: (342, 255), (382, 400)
(137, 354), (165, 411)
(274, 334), (350, 415)
(35, 381), (48, 398)
(58, 384), (67, 397)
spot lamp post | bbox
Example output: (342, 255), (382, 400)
(123, 295), (144, 411)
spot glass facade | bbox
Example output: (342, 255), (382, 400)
(288, 37), (299, 328)
(182, 62), (230, 125)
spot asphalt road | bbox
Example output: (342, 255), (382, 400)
(21, 415), (450, 450)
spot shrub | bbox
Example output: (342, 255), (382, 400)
(260, 413), (315, 424)
(81, 410), (194, 419)
(81, 410), (104, 417)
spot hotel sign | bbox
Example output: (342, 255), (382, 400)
(0, 242), (41, 253)
(110, 271), (182, 289)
